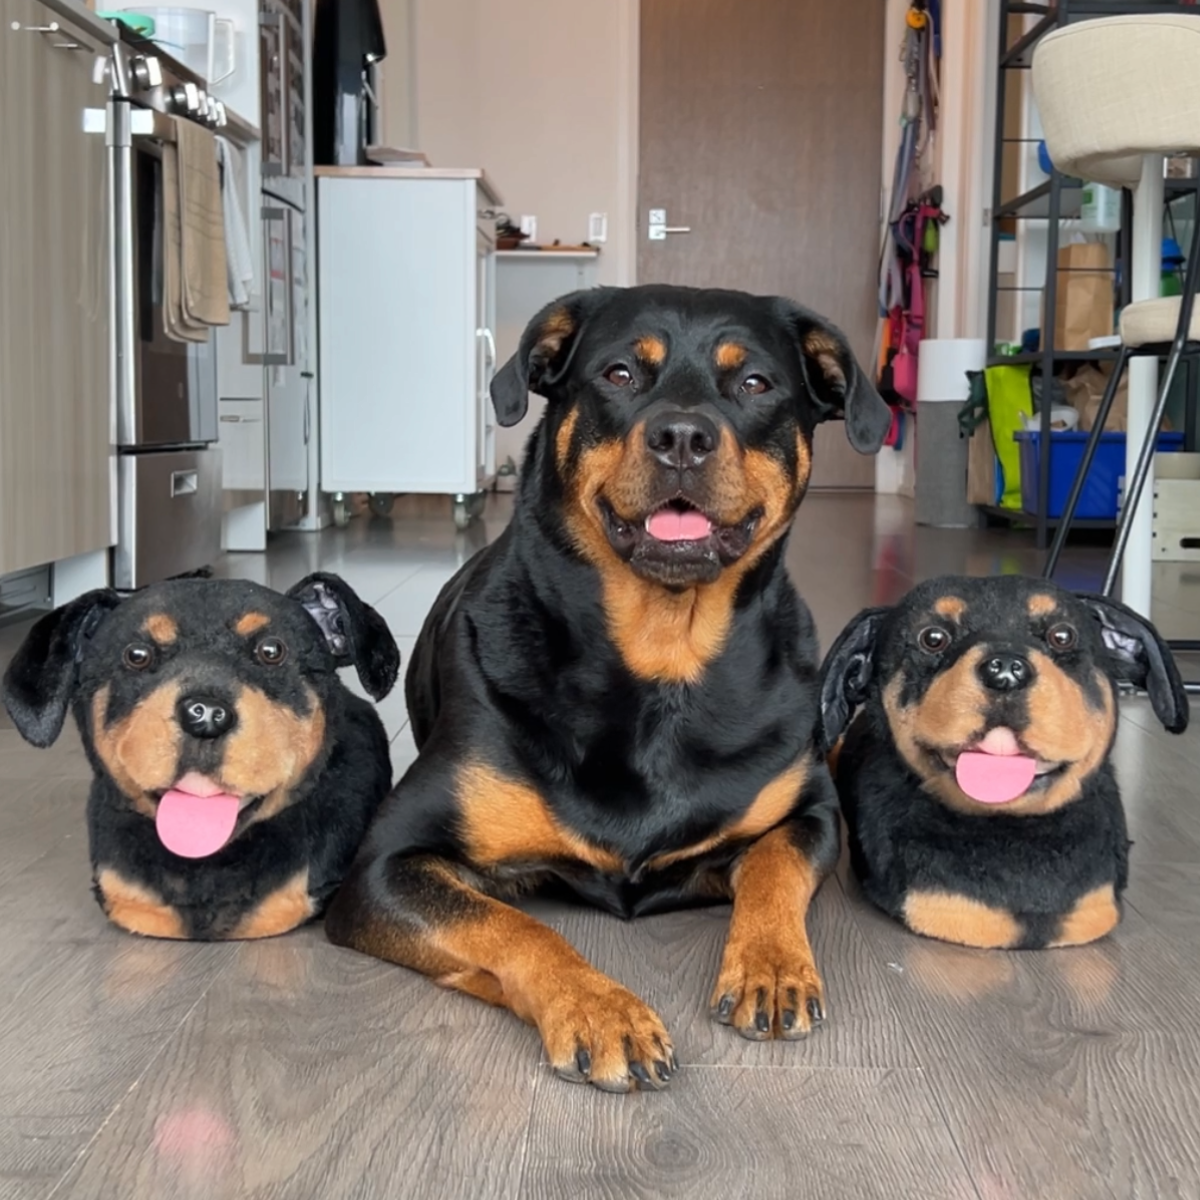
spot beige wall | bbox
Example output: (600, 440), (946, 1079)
(383, 0), (637, 288)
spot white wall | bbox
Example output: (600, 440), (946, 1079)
(875, 0), (994, 496)
(379, 0), (637, 289)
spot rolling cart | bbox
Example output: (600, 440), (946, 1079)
(316, 166), (501, 530)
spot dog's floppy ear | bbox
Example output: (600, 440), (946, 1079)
(778, 301), (891, 454)
(288, 573), (400, 701)
(1078, 593), (1189, 734)
(490, 287), (616, 427)
(2, 589), (123, 748)
(817, 606), (891, 752)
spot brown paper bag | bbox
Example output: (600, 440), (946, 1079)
(1064, 363), (1130, 432)
(966, 419), (997, 505)
(1051, 242), (1114, 351)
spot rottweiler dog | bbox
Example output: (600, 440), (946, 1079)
(325, 284), (891, 1091)
(819, 574), (1188, 950)
(2, 573), (399, 940)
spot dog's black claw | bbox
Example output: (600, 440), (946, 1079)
(782, 1008), (796, 1032)
(716, 995), (735, 1021)
(654, 1060), (671, 1082)
(807, 997), (825, 1024)
(630, 1062), (653, 1087)
(755, 1009), (771, 1034)
(575, 1048), (592, 1076)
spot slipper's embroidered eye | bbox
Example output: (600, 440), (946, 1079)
(1046, 622), (1078, 652)
(256, 637), (288, 666)
(918, 626), (950, 654)
(123, 644), (154, 670)
(604, 364), (634, 387)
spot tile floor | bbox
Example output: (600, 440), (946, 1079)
(1, 492), (1199, 1199)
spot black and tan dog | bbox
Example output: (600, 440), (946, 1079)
(819, 575), (1188, 950)
(325, 284), (891, 1091)
(2, 573), (399, 940)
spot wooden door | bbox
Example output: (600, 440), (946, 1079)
(0, 2), (111, 573)
(638, 0), (885, 488)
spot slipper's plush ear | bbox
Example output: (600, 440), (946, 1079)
(1078, 593), (1189, 734)
(777, 301), (892, 454)
(2, 589), (123, 748)
(817, 606), (891, 752)
(490, 287), (616, 427)
(288, 573), (400, 701)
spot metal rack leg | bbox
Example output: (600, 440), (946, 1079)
(1102, 219), (1200, 597)
(1043, 345), (1131, 580)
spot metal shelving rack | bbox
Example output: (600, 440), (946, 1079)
(983, 0), (1199, 548)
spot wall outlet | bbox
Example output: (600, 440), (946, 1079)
(588, 212), (608, 243)
(519, 215), (537, 241)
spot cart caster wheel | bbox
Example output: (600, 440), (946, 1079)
(452, 495), (471, 532)
(332, 495), (352, 528)
(467, 490), (487, 519)
(368, 492), (395, 518)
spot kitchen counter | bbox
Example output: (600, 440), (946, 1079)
(314, 165), (503, 207)
(38, 0), (117, 42)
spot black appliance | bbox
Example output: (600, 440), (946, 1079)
(312, 0), (386, 165)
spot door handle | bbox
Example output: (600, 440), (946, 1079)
(648, 208), (692, 240)
(170, 470), (199, 497)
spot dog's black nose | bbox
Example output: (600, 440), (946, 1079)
(178, 695), (237, 739)
(645, 411), (718, 471)
(978, 653), (1033, 693)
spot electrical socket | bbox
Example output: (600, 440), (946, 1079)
(519, 214), (537, 242)
(588, 212), (608, 243)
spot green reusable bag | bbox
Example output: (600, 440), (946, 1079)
(984, 364), (1034, 510)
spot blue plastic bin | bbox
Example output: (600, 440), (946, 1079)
(1013, 430), (1185, 519)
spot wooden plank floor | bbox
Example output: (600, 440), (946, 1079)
(2, 493), (1199, 1199)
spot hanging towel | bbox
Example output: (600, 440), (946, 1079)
(175, 117), (230, 329)
(161, 135), (208, 343)
(215, 135), (256, 308)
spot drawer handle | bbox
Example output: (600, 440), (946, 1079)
(10, 20), (60, 31)
(171, 470), (199, 498)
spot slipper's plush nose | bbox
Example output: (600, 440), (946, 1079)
(977, 652), (1033, 694)
(177, 695), (237, 739)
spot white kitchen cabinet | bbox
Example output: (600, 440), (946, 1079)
(0, 2), (112, 575)
(316, 169), (499, 520)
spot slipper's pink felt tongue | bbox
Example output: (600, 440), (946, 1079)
(155, 775), (241, 858)
(646, 509), (712, 542)
(954, 727), (1037, 804)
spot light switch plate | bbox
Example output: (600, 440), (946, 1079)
(588, 212), (608, 243)
(519, 215), (537, 241)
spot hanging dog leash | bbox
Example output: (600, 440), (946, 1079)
(876, 0), (944, 433)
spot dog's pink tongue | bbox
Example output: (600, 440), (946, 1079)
(646, 508), (712, 542)
(954, 727), (1037, 805)
(156, 774), (241, 859)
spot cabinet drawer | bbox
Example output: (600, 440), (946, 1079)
(219, 400), (266, 493)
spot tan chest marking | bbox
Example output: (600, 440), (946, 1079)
(903, 891), (1022, 949)
(457, 763), (623, 872)
(1049, 884), (1121, 947)
(96, 868), (187, 939)
(231, 870), (314, 939)
(648, 757), (809, 871)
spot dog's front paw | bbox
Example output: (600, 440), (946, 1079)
(710, 936), (826, 1041)
(539, 973), (676, 1093)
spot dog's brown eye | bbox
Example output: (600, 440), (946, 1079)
(741, 375), (770, 396)
(1046, 622), (1077, 651)
(256, 637), (288, 666)
(123, 644), (154, 670)
(918, 626), (950, 654)
(604, 365), (634, 387)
